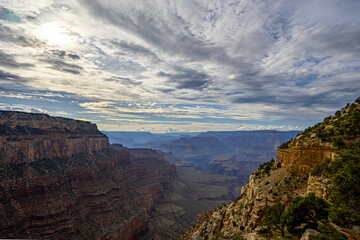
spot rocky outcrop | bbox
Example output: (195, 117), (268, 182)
(307, 175), (331, 200)
(0, 111), (109, 164)
(300, 229), (320, 240)
(277, 142), (335, 168)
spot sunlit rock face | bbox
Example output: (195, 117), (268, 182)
(277, 143), (335, 168)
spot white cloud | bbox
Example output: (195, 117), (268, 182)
(0, 103), (69, 116)
(0, 0), (359, 131)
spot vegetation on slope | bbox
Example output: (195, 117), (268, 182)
(264, 193), (330, 238)
(307, 98), (360, 228)
(265, 97), (360, 238)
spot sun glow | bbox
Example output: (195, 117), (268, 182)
(40, 21), (72, 47)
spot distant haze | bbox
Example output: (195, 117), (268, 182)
(105, 130), (300, 174)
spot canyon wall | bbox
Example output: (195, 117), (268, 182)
(0, 111), (109, 164)
(0, 111), (184, 240)
(0, 147), (148, 239)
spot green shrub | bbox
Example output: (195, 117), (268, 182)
(232, 232), (245, 240)
(311, 158), (332, 176)
(215, 231), (229, 239)
(278, 139), (292, 149)
(258, 158), (275, 174)
(316, 222), (347, 240)
(329, 146), (360, 227)
(285, 193), (329, 237)
(264, 202), (286, 236)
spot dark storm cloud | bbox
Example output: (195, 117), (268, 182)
(232, 93), (332, 107)
(157, 68), (212, 90)
(60, 68), (81, 75)
(0, 50), (34, 68)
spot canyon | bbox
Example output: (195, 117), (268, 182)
(1, 110), (334, 240)
(182, 99), (360, 240)
(0, 111), (188, 239)
(0, 111), (245, 239)
(107, 130), (299, 185)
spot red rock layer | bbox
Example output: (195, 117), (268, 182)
(112, 145), (178, 204)
(0, 112), (179, 239)
(0, 149), (148, 240)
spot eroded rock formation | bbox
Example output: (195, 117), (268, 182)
(0, 111), (186, 239)
(277, 143), (335, 167)
(0, 111), (109, 164)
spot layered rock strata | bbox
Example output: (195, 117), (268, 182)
(277, 143), (335, 167)
(0, 111), (109, 164)
(0, 148), (148, 239)
(0, 111), (183, 239)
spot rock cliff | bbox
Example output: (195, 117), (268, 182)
(0, 111), (109, 164)
(277, 143), (335, 168)
(0, 147), (148, 239)
(0, 111), (187, 239)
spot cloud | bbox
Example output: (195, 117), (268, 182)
(38, 55), (84, 75)
(0, 103), (48, 114)
(80, 0), (222, 60)
(0, 6), (21, 23)
(0, 0), (359, 131)
(109, 39), (160, 62)
(0, 103), (70, 116)
(104, 76), (142, 86)
(157, 67), (212, 90)
(0, 50), (34, 68)
(0, 24), (41, 47)
(0, 69), (29, 84)
(51, 50), (81, 60)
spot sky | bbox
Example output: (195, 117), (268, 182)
(0, 0), (359, 132)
